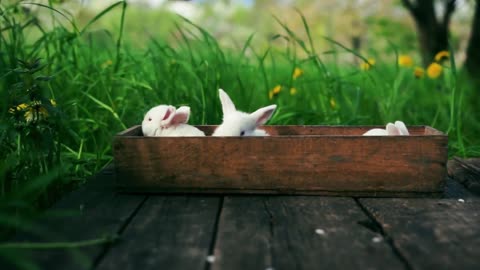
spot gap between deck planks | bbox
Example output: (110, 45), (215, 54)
(211, 196), (405, 270)
(93, 195), (407, 270)
(95, 196), (222, 270)
(2, 164), (479, 270)
(359, 198), (480, 270)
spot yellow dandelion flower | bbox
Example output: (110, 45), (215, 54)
(427, 63), (443, 79)
(330, 97), (336, 109)
(290, 87), (297, 95)
(101, 59), (113, 69)
(398, 55), (413, 67)
(9, 103), (28, 114)
(24, 106), (48, 123)
(414, 67), (425, 79)
(273, 85), (281, 94)
(269, 85), (282, 100)
(292, 67), (303, 80)
(434, 51), (449, 62)
(360, 58), (375, 71)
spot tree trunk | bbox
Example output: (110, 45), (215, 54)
(465, 0), (480, 77)
(401, 0), (456, 67)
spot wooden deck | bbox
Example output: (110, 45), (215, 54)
(1, 164), (480, 270)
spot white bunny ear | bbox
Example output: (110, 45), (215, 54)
(175, 106), (191, 123)
(161, 106), (175, 121)
(251, 105), (277, 126)
(394, 120), (410, 135)
(386, 123), (401, 135)
(166, 106), (190, 126)
(218, 89), (236, 115)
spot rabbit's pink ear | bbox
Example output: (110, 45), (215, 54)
(167, 106), (190, 126)
(219, 89), (236, 115)
(159, 106), (177, 128)
(162, 107), (174, 121)
(386, 123), (401, 135)
(251, 105), (277, 126)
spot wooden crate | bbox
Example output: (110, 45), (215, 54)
(113, 125), (448, 197)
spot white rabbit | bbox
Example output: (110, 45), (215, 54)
(363, 128), (389, 136)
(363, 121), (409, 136)
(142, 105), (205, 137)
(212, 89), (277, 136)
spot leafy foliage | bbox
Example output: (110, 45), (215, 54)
(0, 1), (479, 268)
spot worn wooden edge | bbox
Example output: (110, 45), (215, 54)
(116, 125), (141, 136)
(114, 125), (447, 138)
(114, 187), (443, 198)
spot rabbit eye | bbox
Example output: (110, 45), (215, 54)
(148, 117), (152, 121)
(240, 131), (245, 136)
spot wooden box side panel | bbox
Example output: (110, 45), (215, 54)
(113, 136), (448, 194)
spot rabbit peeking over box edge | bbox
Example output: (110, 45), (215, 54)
(212, 88), (277, 137)
(142, 105), (205, 137)
(363, 121), (410, 136)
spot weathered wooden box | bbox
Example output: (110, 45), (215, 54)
(113, 125), (448, 196)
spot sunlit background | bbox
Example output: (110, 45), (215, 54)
(18, 0), (474, 62)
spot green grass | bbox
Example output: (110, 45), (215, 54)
(1, 1), (480, 268)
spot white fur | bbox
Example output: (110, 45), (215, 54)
(363, 128), (389, 136)
(212, 89), (277, 136)
(386, 123), (401, 135)
(394, 120), (410, 135)
(363, 121), (409, 136)
(142, 105), (205, 137)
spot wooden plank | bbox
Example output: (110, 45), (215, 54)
(212, 196), (405, 270)
(95, 195), (221, 270)
(0, 167), (146, 270)
(447, 158), (480, 195)
(114, 125), (448, 196)
(360, 198), (480, 270)
(443, 177), (478, 199)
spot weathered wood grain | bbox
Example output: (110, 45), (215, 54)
(211, 196), (405, 270)
(95, 195), (221, 270)
(360, 198), (480, 270)
(114, 125), (448, 196)
(0, 168), (146, 270)
(447, 158), (480, 195)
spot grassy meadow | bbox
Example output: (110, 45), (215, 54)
(0, 1), (480, 267)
